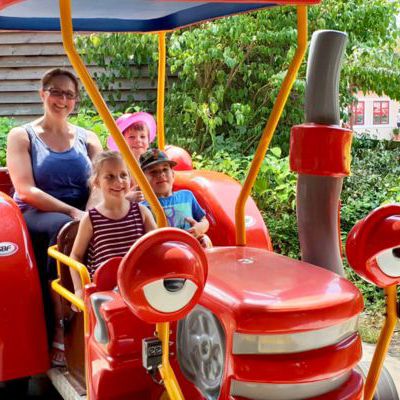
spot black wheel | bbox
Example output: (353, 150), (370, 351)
(356, 361), (399, 400)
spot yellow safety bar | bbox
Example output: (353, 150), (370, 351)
(235, 5), (308, 245)
(59, 0), (167, 228)
(48, 244), (92, 398)
(157, 322), (185, 400)
(157, 32), (167, 151)
(48, 245), (90, 315)
(364, 285), (398, 400)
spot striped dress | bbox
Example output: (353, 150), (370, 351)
(86, 202), (145, 277)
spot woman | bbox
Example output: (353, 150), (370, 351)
(6, 68), (103, 365)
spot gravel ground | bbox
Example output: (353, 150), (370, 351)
(359, 313), (400, 358)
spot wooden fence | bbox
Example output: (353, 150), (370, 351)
(0, 31), (158, 121)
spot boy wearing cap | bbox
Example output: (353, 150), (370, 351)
(140, 149), (211, 247)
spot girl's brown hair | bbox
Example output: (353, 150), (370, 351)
(90, 151), (128, 187)
(41, 68), (80, 97)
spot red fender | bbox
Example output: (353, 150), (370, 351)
(0, 192), (49, 381)
(346, 204), (400, 287)
(118, 228), (208, 323)
(173, 170), (272, 250)
(165, 145), (193, 171)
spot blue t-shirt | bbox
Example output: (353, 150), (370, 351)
(142, 190), (206, 230)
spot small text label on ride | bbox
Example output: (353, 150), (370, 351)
(0, 242), (18, 256)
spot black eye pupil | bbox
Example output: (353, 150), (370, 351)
(163, 279), (186, 292)
(392, 248), (400, 258)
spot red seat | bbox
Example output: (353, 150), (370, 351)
(92, 257), (122, 292)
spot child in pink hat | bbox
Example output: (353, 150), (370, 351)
(107, 111), (157, 160)
(107, 112), (157, 202)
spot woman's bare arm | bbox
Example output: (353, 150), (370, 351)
(86, 130), (103, 160)
(84, 130), (103, 209)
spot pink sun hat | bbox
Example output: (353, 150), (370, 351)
(107, 111), (157, 151)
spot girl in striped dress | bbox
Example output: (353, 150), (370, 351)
(70, 151), (156, 302)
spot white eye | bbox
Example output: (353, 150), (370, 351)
(375, 247), (400, 277)
(143, 278), (198, 312)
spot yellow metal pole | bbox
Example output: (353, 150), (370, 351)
(48, 245), (89, 315)
(235, 6), (308, 245)
(157, 32), (166, 151)
(157, 322), (185, 400)
(48, 244), (91, 398)
(364, 285), (398, 400)
(58, 0), (167, 228)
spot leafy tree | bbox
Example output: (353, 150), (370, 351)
(75, 0), (400, 155)
(309, 0), (400, 111)
(166, 0), (400, 153)
(75, 33), (158, 110)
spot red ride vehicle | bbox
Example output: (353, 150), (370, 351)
(0, 1), (399, 400)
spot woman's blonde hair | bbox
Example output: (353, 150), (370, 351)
(90, 150), (128, 187)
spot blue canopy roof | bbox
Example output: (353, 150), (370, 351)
(0, 0), (280, 32)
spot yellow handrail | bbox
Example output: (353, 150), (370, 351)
(157, 322), (185, 400)
(235, 5), (308, 245)
(48, 245), (89, 317)
(59, 0), (167, 228)
(364, 285), (398, 400)
(48, 244), (91, 399)
(157, 32), (167, 151)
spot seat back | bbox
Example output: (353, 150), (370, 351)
(57, 220), (85, 390)
(92, 257), (122, 292)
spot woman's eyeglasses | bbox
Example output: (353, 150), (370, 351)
(45, 88), (78, 100)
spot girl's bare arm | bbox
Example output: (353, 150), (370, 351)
(70, 212), (93, 294)
(139, 204), (157, 233)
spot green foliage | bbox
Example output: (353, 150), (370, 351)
(310, 0), (400, 103)
(0, 117), (18, 166)
(341, 138), (400, 234)
(69, 110), (109, 148)
(193, 145), (299, 258)
(75, 33), (158, 111)
(166, 9), (305, 155)
(73, 0), (400, 154)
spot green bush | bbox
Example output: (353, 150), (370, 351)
(0, 117), (18, 166)
(193, 145), (299, 258)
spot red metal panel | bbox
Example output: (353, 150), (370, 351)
(173, 170), (273, 250)
(0, 192), (49, 381)
(231, 334), (361, 383)
(231, 370), (363, 400)
(202, 247), (363, 334)
(290, 124), (353, 177)
(84, 287), (166, 399)
(0, 168), (13, 197)
(346, 204), (400, 287)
